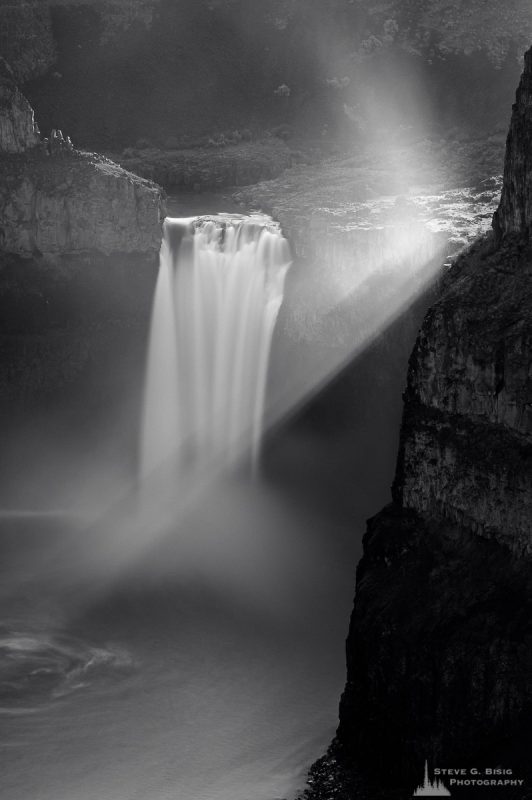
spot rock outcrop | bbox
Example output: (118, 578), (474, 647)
(303, 47), (532, 800)
(494, 47), (532, 238)
(0, 71), (164, 409)
(395, 50), (532, 556)
(0, 60), (164, 258)
(396, 238), (532, 556)
(0, 150), (164, 258)
(0, 58), (40, 153)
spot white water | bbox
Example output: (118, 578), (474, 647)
(141, 215), (291, 481)
(0, 204), (447, 800)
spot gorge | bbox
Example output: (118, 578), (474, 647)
(304, 45), (532, 800)
(0, 4), (531, 800)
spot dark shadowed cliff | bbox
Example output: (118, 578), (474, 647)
(0, 69), (165, 505)
(304, 46), (532, 800)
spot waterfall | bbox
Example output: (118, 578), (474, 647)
(140, 215), (291, 482)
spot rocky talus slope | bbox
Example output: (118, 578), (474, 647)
(303, 47), (532, 800)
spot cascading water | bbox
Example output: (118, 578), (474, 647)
(141, 215), (291, 482)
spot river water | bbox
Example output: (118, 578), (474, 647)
(0, 185), (499, 800)
(0, 477), (359, 800)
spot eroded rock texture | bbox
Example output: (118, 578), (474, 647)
(0, 58), (40, 154)
(395, 48), (532, 554)
(0, 150), (164, 258)
(494, 47), (532, 238)
(0, 74), (164, 411)
(396, 237), (532, 556)
(304, 47), (532, 800)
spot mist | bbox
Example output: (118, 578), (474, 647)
(0, 1), (523, 798)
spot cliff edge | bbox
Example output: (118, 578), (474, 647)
(304, 47), (532, 800)
(0, 58), (40, 153)
(0, 66), (164, 405)
(494, 47), (532, 239)
(0, 56), (164, 259)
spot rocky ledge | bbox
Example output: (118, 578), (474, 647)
(115, 138), (293, 192)
(0, 148), (164, 258)
(0, 58), (40, 153)
(0, 58), (164, 259)
(302, 45), (532, 800)
(0, 68), (164, 411)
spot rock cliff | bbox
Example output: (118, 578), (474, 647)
(0, 58), (40, 153)
(0, 73), (164, 414)
(0, 150), (164, 258)
(395, 49), (532, 555)
(494, 47), (532, 238)
(303, 46), (532, 800)
(0, 61), (164, 258)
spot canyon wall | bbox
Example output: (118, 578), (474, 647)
(0, 59), (164, 258)
(0, 58), (40, 153)
(2, 0), (531, 82)
(304, 45), (532, 800)
(394, 49), (532, 558)
(0, 1), (159, 82)
(0, 74), (164, 505)
(0, 151), (163, 258)
(494, 47), (532, 238)
(0, 0), (528, 151)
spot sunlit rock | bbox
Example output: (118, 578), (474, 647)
(0, 58), (40, 154)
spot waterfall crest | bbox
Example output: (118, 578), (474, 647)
(141, 215), (291, 482)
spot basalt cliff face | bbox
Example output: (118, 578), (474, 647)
(0, 59), (40, 153)
(494, 48), (532, 239)
(0, 58), (164, 259)
(304, 47), (532, 800)
(0, 67), (164, 465)
(0, 150), (163, 258)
